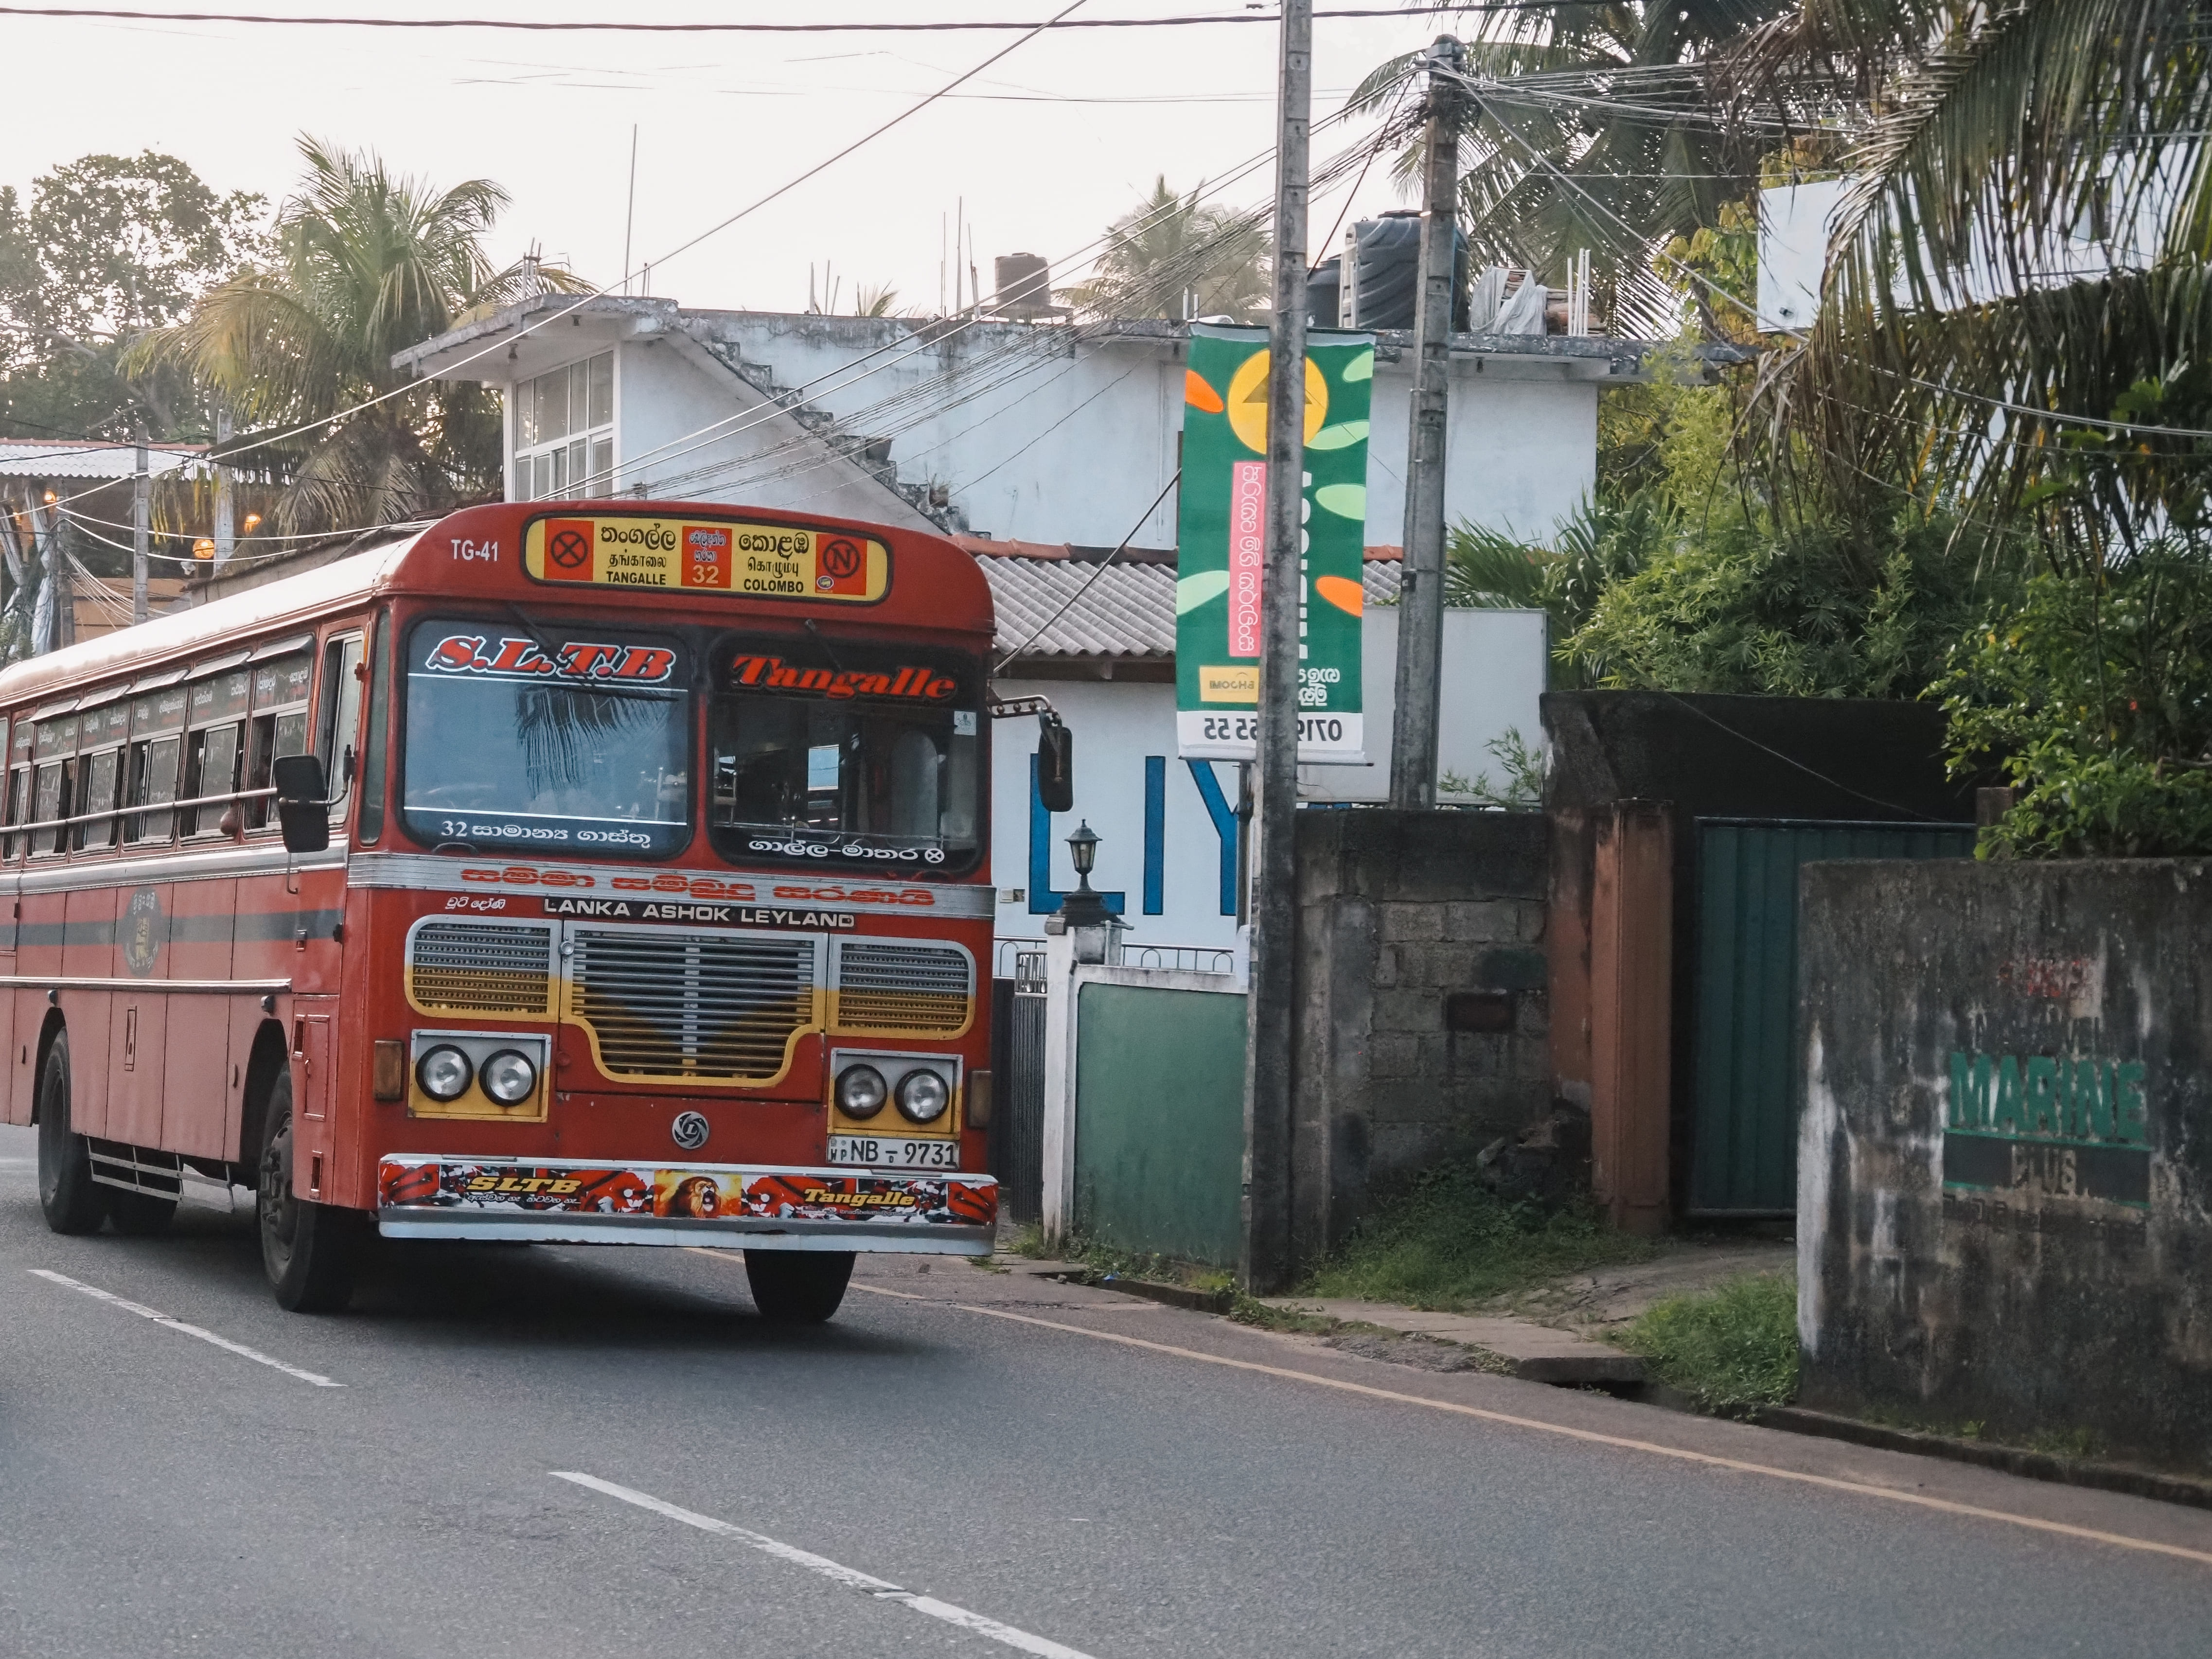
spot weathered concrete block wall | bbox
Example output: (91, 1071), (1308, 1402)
(1292, 810), (1550, 1266)
(1799, 859), (2212, 1468)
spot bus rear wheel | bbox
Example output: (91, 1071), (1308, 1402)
(743, 1250), (853, 1324)
(36, 1033), (108, 1235)
(256, 1070), (364, 1312)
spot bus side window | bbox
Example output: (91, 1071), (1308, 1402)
(316, 632), (366, 828)
(126, 737), (181, 843)
(181, 669), (250, 837)
(30, 714), (79, 857)
(1, 764), (27, 861)
(31, 760), (67, 856)
(75, 700), (130, 851)
(1, 714), (26, 861)
(246, 652), (313, 831)
(76, 746), (122, 851)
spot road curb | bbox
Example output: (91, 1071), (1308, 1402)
(1745, 1403), (2212, 1513)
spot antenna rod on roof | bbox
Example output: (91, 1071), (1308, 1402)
(622, 124), (638, 298)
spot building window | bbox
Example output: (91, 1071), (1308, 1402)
(513, 351), (614, 500)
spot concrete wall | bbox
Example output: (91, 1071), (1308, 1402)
(1292, 809), (1551, 1264)
(1798, 858), (2212, 1468)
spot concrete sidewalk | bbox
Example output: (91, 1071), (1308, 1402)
(1258, 1297), (1646, 1385)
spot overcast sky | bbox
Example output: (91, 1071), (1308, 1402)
(3, 1), (1465, 318)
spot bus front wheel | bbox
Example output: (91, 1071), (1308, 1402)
(256, 1070), (364, 1312)
(36, 1033), (108, 1235)
(743, 1250), (853, 1324)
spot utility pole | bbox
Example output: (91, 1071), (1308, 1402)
(1239, 0), (1312, 1296)
(212, 403), (235, 569)
(1387, 36), (1467, 809)
(131, 421), (150, 624)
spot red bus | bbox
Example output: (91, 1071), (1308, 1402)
(3, 500), (1005, 1319)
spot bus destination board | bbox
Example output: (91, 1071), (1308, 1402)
(524, 514), (888, 602)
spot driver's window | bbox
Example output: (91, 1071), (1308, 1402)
(316, 632), (365, 830)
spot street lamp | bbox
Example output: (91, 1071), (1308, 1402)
(1059, 820), (1110, 929)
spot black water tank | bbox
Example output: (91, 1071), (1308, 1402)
(1344, 212), (1468, 330)
(1306, 256), (1342, 328)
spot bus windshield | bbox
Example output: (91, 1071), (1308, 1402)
(402, 618), (690, 856)
(707, 638), (981, 872)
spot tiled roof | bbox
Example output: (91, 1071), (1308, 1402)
(978, 548), (1402, 661)
(982, 557), (1176, 660)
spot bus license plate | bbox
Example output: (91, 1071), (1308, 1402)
(827, 1134), (961, 1170)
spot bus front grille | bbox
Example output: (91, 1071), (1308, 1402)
(568, 928), (815, 1081)
(831, 940), (973, 1034)
(407, 922), (555, 1015)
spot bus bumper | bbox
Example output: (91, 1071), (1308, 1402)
(374, 1155), (997, 1255)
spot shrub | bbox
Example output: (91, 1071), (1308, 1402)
(1621, 1273), (1799, 1415)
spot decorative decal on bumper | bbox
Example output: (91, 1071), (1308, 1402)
(377, 1155), (997, 1237)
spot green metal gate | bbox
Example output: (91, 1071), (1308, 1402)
(1690, 818), (1976, 1214)
(1072, 982), (1246, 1265)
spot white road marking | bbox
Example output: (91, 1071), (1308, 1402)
(552, 1471), (1098, 1658)
(840, 1283), (2212, 1571)
(27, 1269), (345, 1388)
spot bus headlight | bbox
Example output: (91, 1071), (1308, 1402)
(415, 1043), (473, 1103)
(836, 1063), (888, 1120)
(894, 1068), (950, 1124)
(479, 1048), (538, 1107)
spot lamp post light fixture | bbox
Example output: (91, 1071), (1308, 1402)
(1059, 820), (1110, 929)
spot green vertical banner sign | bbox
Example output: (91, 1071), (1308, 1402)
(1174, 323), (1371, 763)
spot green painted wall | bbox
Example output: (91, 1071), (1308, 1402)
(1073, 983), (1246, 1266)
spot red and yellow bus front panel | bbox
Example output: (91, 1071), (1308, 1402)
(340, 853), (998, 1253)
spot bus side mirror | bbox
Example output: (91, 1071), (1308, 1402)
(1036, 714), (1074, 813)
(272, 754), (330, 854)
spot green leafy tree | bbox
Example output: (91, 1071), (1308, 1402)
(1059, 176), (1271, 322)
(1349, 1), (1796, 336)
(0, 150), (265, 442)
(1763, 0), (2212, 554)
(139, 136), (582, 536)
(1940, 536), (2212, 856)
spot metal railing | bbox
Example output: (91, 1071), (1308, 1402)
(992, 937), (1235, 979)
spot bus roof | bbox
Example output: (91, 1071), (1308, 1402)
(0, 500), (994, 710)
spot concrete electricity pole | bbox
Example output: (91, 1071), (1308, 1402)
(212, 403), (235, 569)
(1240, 0), (1312, 1296)
(1387, 36), (1468, 809)
(131, 422), (151, 624)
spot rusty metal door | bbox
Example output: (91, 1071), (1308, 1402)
(990, 949), (1047, 1226)
(1690, 818), (1976, 1214)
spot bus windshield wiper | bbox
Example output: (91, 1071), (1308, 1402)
(505, 602), (680, 699)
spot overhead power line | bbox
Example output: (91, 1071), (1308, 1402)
(0, 2), (1599, 32)
(31, 0), (1090, 519)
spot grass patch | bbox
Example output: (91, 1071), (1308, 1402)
(1621, 1273), (1798, 1416)
(1304, 1163), (1659, 1310)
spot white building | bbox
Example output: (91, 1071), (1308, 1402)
(393, 297), (1677, 549)
(393, 297), (1688, 957)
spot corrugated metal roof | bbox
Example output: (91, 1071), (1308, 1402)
(0, 440), (205, 481)
(979, 551), (1404, 660)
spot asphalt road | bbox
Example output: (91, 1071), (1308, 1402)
(4, 1121), (2211, 1659)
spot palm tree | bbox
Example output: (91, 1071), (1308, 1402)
(138, 137), (582, 536)
(1756, 0), (2212, 560)
(1059, 176), (1272, 322)
(1349, 2), (1799, 338)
